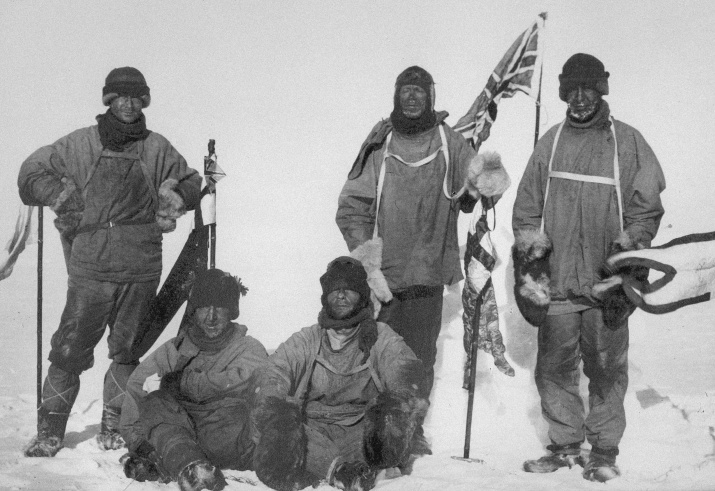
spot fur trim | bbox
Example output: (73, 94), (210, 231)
(350, 238), (393, 318)
(253, 397), (307, 491)
(363, 391), (430, 470)
(156, 178), (186, 233)
(512, 229), (552, 327)
(177, 460), (227, 491)
(50, 177), (84, 214)
(465, 152), (511, 199)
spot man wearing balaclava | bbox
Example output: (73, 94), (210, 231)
(335, 67), (511, 436)
(18, 67), (202, 457)
(118, 268), (268, 491)
(252, 257), (430, 491)
(512, 53), (666, 481)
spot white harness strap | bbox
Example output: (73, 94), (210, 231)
(540, 117), (623, 233)
(373, 125), (450, 240)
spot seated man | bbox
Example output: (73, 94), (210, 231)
(253, 257), (430, 491)
(119, 268), (268, 491)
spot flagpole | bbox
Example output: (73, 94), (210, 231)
(533, 70), (543, 148)
(207, 139), (216, 269)
(36, 206), (43, 419)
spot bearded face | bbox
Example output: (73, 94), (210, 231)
(566, 86), (602, 123)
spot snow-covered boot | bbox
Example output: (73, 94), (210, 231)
(329, 460), (377, 491)
(24, 434), (63, 458)
(24, 407), (69, 457)
(177, 460), (227, 491)
(582, 449), (621, 482)
(523, 443), (584, 473)
(96, 404), (126, 450)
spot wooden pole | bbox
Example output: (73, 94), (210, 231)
(36, 206), (43, 417)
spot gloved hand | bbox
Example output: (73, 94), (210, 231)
(159, 371), (185, 400)
(156, 178), (186, 233)
(50, 177), (84, 214)
(120, 441), (170, 483)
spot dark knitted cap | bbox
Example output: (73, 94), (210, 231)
(320, 256), (370, 308)
(102, 67), (151, 107)
(189, 268), (248, 320)
(558, 53), (609, 101)
(395, 66), (434, 93)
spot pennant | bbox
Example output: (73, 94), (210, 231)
(462, 198), (514, 385)
(454, 12), (547, 147)
(0, 205), (36, 281)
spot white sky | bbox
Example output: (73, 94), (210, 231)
(1, 0), (714, 349)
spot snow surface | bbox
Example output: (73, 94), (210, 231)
(1, 218), (714, 491)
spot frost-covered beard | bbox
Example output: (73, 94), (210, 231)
(567, 100), (600, 123)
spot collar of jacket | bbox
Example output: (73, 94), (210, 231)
(348, 110), (449, 180)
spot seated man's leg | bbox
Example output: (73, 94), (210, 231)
(192, 400), (254, 471)
(100, 280), (159, 449)
(139, 391), (206, 479)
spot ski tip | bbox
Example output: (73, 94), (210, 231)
(451, 456), (485, 464)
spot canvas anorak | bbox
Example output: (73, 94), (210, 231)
(336, 121), (477, 290)
(120, 323), (267, 448)
(18, 124), (201, 283)
(513, 102), (666, 310)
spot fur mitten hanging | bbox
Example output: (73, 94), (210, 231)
(464, 151), (511, 199)
(592, 231), (646, 329)
(350, 238), (392, 318)
(156, 178), (186, 233)
(363, 391), (430, 471)
(253, 397), (308, 491)
(51, 177), (84, 241)
(512, 229), (552, 327)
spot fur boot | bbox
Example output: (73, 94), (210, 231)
(253, 397), (307, 491)
(156, 178), (186, 233)
(512, 229), (552, 327)
(350, 238), (392, 318)
(464, 151), (511, 199)
(363, 391), (430, 472)
(177, 460), (227, 491)
(328, 460), (377, 491)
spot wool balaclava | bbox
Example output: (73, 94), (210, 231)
(390, 65), (437, 135)
(319, 256), (371, 311)
(189, 268), (246, 320)
(558, 53), (609, 102)
(102, 67), (151, 107)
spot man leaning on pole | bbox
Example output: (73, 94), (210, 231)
(17, 67), (202, 457)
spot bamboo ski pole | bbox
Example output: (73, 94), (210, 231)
(206, 140), (217, 269)
(36, 206), (43, 419)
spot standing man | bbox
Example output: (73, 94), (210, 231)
(512, 53), (666, 482)
(18, 67), (202, 457)
(336, 66), (510, 404)
(119, 268), (267, 491)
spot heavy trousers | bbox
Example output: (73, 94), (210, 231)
(39, 276), (158, 437)
(377, 291), (443, 400)
(139, 391), (254, 478)
(536, 308), (628, 452)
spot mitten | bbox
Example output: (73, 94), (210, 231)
(156, 178), (186, 232)
(350, 238), (392, 318)
(464, 151), (511, 199)
(512, 229), (552, 327)
(159, 371), (186, 401)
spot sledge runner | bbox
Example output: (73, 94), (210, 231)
(18, 67), (202, 457)
(512, 53), (666, 481)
